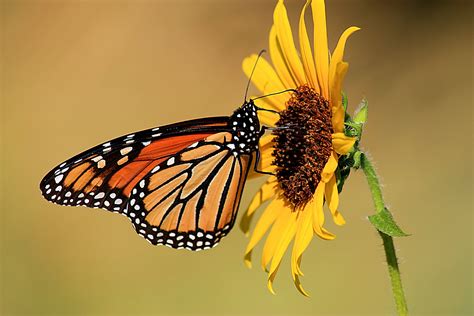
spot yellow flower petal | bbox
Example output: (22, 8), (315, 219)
(269, 26), (297, 88)
(330, 61), (349, 132)
(332, 132), (356, 155)
(261, 200), (291, 271)
(259, 133), (275, 152)
(312, 182), (336, 240)
(324, 175), (346, 226)
(267, 208), (298, 294)
(294, 274), (310, 297)
(274, 0), (306, 85)
(320, 227), (336, 240)
(243, 195), (281, 268)
(329, 26), (360, 91)
(312, 0), (329, 99)
(242, 55), (288, 110)
(291, 202), (314, 295)
(298, 0), (318, 90)
(258, 149), (276, 173)
(256, 108), (279, 127)
(321, 151), (338, 183)
(240, 176), (278, 236)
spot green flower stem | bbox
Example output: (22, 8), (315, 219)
(360, 153), (408, 316)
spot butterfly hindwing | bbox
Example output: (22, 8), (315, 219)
(127, 132), (252, 250)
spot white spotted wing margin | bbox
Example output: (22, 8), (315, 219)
(39, 134), (150, 213)
(127, 134), (252, 251)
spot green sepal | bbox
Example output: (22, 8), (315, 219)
(368, 208), (409, 237)
(353, 98), (368, 124)
(344, 122), (361, 138)
(342, 91), (348, 111)
(335, 154), (352, 193)
(352, 150), (362, 169)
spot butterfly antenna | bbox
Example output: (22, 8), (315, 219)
(252, 88), (296, 101)
(244, 49), (266, 102)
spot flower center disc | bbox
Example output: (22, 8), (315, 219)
(273, 85), (333, 209)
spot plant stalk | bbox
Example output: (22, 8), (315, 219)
(360, 153), (408, 316)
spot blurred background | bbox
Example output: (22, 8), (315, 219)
(1, 0), (472, 315)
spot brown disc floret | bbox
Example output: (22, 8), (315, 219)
(273, 85), (333, 209)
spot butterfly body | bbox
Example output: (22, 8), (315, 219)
(227, 100), (261, 155)
(40, 100), (262, 250)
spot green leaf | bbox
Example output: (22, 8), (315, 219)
(353, 98), (368, 124)
(368, 208), (409, 237)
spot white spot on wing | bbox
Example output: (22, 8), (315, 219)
(54, 174), (63, 184)
(92, 156), (103, 162)
(120, 147), (133, 155)
(97, 159), (106, 168)
(95, 192), (105, 199)
(166, 157), (175, 166)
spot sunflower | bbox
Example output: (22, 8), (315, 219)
(241, 0), (359, 296)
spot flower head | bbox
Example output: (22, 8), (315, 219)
(241, 0), (359, 296)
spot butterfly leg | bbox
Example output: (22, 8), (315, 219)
(253, 146), (276, 176)
(252, 126), (278, 176)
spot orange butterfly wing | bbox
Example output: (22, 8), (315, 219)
(127, 132), (251, 250)
(40, 118), (229, 213)
(41, 101), (262, 250)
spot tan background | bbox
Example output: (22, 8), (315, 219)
(1, 0), (472, 315)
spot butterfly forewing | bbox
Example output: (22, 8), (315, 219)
(40, 118), (229, 213)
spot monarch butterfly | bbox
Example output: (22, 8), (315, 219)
(40, 53), (288, 251)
